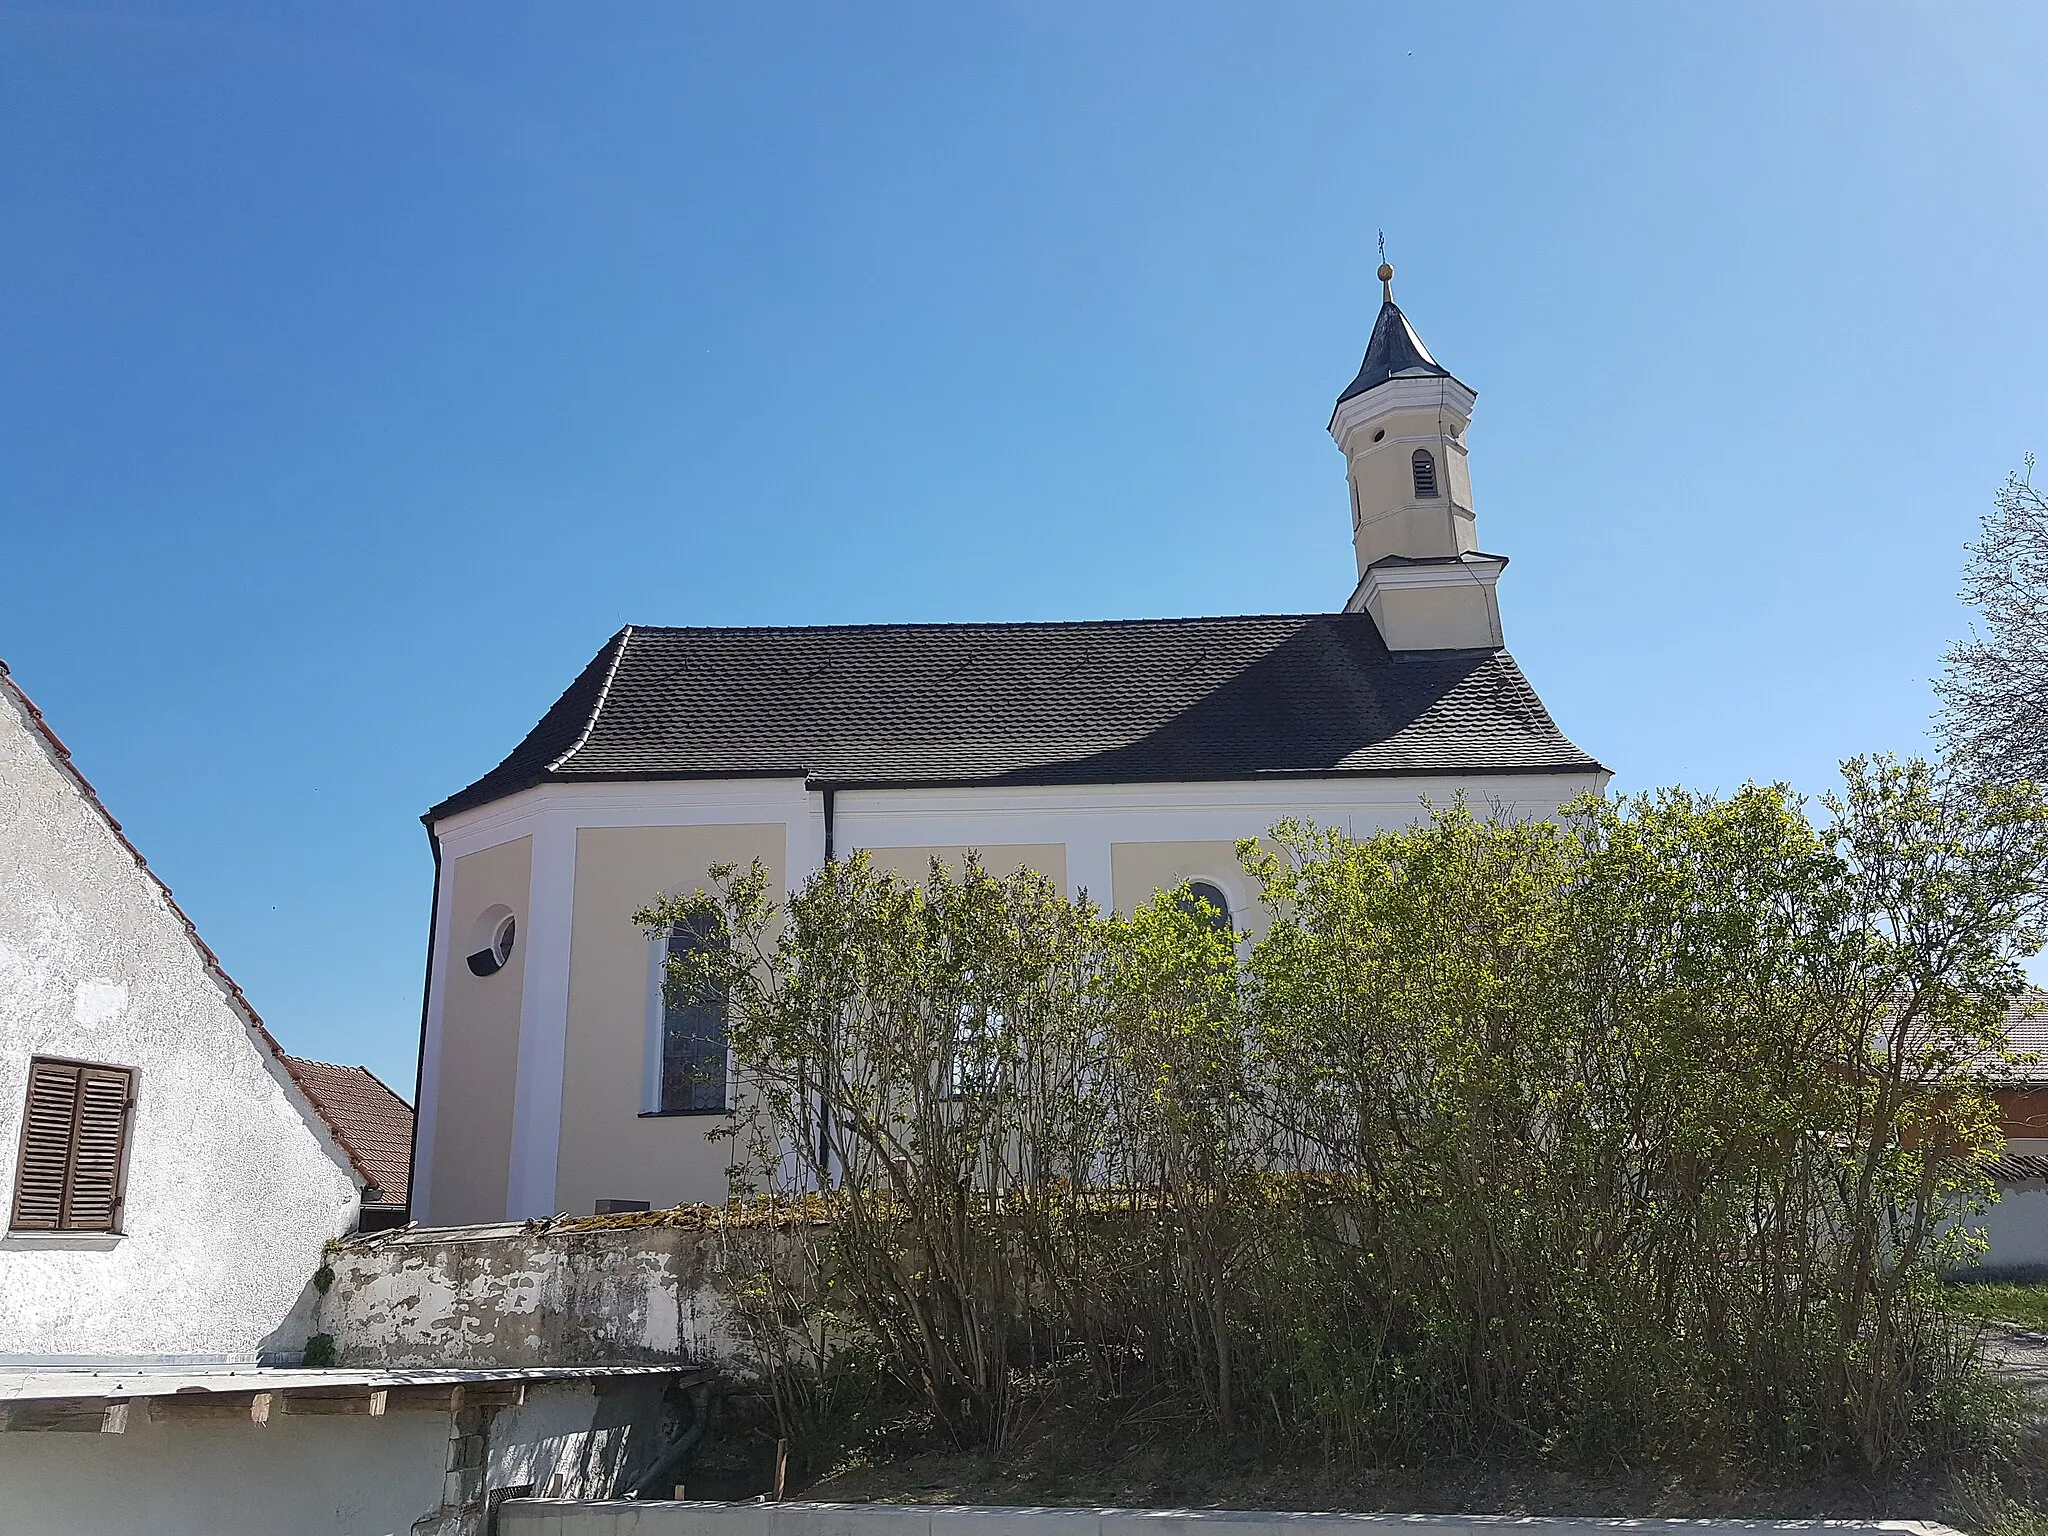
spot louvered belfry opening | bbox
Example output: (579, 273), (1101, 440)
(10, 1057), (135, 1233)
(1411, 448), (1439, 498)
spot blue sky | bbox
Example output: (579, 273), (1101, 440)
(4, 3), (2045, 1091)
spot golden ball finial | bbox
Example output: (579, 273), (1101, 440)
(1377, 261), (1395, 302)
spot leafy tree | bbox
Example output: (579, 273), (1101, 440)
(640, 759), (2048, 1470)
(1938, 460), (2048, 787)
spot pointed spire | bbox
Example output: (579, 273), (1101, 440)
(1335, 288), (1451, 407)
(1336, 247), (1455, 407)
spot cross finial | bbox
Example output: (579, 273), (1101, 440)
(1376, 232), (1394, 303)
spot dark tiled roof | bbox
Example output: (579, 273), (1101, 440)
(280, 1057), (414, 1207)
(430, 614), (1603, 821)
(1334, 299), (1462, 408)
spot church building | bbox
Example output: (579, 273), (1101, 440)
(411, 270), (1607, 1225)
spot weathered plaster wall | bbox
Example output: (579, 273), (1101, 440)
(317, 1221), (794, 1369)
(0, 681), (360, 1363)
(0, 1378), (669, 1536)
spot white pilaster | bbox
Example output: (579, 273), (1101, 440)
(505, 812), (577, 1219)
(1065, 835), (1115, 912)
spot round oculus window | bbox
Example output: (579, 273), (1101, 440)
(467, 909), (517, 977)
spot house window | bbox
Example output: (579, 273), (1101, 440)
(10, 1058), (136, 1233)
(1411, 449), (1439, 498)
(655, 918), (730, 1114)
(1177, 881), (1233, 934)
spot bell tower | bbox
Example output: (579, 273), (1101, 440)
(1329, 262), (1505, 651)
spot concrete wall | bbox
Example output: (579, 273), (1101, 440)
(0, 679), (360, 1363)
(315, 1221), (799, 1370)
(0, 1377), (668, 1536)
(499, 1502), (1962, 1536)
(1977, 1180), (2048, 1277)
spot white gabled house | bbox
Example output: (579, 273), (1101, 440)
(0, 662), (363, 1366)
(0, 665), (708, 1536)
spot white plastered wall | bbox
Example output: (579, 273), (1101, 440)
(0, 1378), (666, 1536)
(0, 683), (360, 1363)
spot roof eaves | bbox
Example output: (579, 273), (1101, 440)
(795, 759), (1609, 792)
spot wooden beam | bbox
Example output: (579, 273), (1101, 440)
(153, 1391), (273, 1424)
(280, 1387), (388, 1416)
(101, 1399), (146, 1434)
(383, 1385), (458, 1413)
(1, 1398), (112, 1433)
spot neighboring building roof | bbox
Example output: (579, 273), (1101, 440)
(1334, 298), (1462, 406)
(280, 1057), (414, 1208)
(429, 615), (1606, 821)
(2002, 987), (2048, 1084)
(1985, 1152), (2048, 1187)
(0, 660), (361, 1193)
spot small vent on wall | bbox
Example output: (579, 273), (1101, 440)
(1412, 449), (1439, 499)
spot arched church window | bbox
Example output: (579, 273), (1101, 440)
(1177, 881), (1232, 934)
(656, 916), (731, 1113)
(1412, 449), (1439, 498)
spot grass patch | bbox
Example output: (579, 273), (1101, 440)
(1942, 1282), (2048, 1333)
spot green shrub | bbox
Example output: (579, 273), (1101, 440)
(646, 757), (2048, 1472)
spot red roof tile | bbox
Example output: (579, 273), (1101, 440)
(280, 1057), (413, 1207)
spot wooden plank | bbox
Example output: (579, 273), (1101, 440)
(384, 1385), (458, 1413)
(2, 1398), (112, 1432)
(153, 1391), (273, 1424)
(280, 1387), (387, 1416)
(452, 1383), (526, 1410)
(101, 1399), (146, 1434)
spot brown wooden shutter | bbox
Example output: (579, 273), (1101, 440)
(65, 1066), (134, 1230)
(10, 1060), (79, 1230)
(10, 1058), (135, 1233)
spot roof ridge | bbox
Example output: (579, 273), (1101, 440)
(623, 612), (1358, 638)
(547, 624), (633, 773)
(283, 1054), (411, 1100)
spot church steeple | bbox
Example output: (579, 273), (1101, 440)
(1329, 262), (1505, 651)
(1335, 265), (1454, 406)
